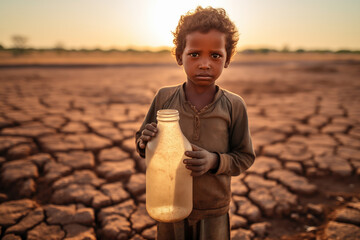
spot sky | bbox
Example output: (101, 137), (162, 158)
(0, 0), (360, 51)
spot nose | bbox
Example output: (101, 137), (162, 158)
(198, 57), (211, 69)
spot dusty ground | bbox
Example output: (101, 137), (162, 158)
(0, 52), (360, 239)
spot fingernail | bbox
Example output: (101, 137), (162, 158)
(183, 160), (187, 164)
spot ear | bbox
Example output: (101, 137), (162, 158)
(224, 60), (230, 68)
(176, 54), (183, 65)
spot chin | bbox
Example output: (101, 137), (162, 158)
(196, 82), (215, 87)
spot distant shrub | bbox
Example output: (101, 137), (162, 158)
(11, 35), (28, 56)
(241, 48), (278, 54)
(335, 49), (360, 54)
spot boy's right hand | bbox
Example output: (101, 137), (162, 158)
(139, 122), (158, 149)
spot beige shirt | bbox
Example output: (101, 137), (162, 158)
(136, 83), (255, 220)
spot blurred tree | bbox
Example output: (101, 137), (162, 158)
(258, 48), (271, 54)
(336, 49), (351, 54)
(11, 35), (28, 56)
(0, 43), (4, 50)
(157, 49), (171, 54)
(281, 44), (290, 53)
(54, 42), (65, 54)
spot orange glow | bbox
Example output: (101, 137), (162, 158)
(0, 0), (359, 50)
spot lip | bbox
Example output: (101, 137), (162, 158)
(195, 74), (213, 80)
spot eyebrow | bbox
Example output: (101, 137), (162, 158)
(186, 48), (224, 52)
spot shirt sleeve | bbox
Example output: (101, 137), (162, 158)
(214, 97), (255, 176)
(135, 92), (160, 158)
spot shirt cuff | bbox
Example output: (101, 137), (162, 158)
(212, 152), (229, 175)
(208, 152), (220, 174)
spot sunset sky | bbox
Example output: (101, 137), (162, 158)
(1, 0), (359, 51)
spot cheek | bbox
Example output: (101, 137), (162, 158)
(216, 61), (226, 70)
(214, 66), (225, 77)
(183, 59), (195, 68)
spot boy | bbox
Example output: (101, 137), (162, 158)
(135, 6), (255, 240)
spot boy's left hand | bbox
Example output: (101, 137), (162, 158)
(184, 144), (219, 176)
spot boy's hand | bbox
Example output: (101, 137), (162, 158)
(139, 122), (158, 149)
(184, 144), (219, 176)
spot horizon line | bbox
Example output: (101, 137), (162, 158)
(1, 46), (360, 54)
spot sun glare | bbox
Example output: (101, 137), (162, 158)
(148, 0), (226, 47)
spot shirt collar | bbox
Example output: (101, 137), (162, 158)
(179, 82), (223, 114)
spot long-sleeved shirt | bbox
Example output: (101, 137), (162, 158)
(136, 83), (255, 220)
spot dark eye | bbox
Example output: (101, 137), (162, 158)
(189, 53), (199, 57)
(211, 53), (221, 59)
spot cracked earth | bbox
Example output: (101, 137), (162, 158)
(0, 56), (360, 239)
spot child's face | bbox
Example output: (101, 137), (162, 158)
(178, 29), (229, 88)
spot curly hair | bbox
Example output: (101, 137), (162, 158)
(172, 6), (239, 64)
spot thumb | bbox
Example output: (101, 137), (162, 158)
(191, 144), (203, 151)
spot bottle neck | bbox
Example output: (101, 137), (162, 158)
(156, 109), (179, 122)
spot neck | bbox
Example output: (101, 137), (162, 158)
(185, 81), (216, 96)
(184, 82), (217, 111)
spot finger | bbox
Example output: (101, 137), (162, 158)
(183, 158), (206, 166)
(186, 165), (205, 171)
(140, 135), (152, 142)
(191, 144), (203, 151)
(139, 140), (146, 149)
(146, 123), (158, 132)
(185, 150), (204, 159)
(191, 171), (205, 177)
(142, 129), (156, 137)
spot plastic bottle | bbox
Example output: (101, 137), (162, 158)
(145, 109), (193, 222)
